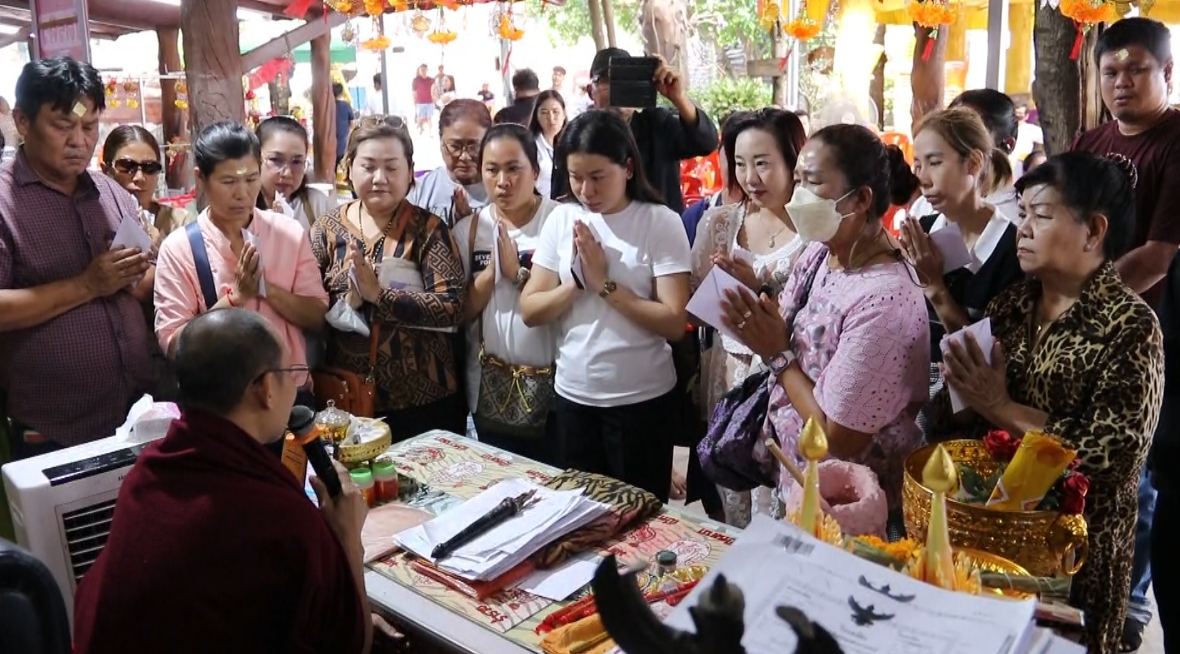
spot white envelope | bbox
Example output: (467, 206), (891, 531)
(570, 219), (601, 289)
(242, 228), (267, 298)
(731, 246), (755, 266)
(686, 266), (749, 344)
(110, 215), (153, 254)
(492, 223), (503, 285)
(274, 191), (296, 218)
(941, 317), (993, 414)
(929, 222), (973, 273)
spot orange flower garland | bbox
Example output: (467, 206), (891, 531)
(498, 14), (524, 41)
(362, 35), (391, 50)
(1060, 0), (1118, 60)
(907, 0), (956, 61)
(785, 17), (821, 41)
(363, 0), (384, 16)
(427, 30), (458, 45)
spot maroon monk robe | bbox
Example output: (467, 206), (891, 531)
(73, 409), (366, 654)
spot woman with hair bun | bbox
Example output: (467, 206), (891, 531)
(929, 152), (1164, 654)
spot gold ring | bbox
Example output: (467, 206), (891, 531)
(737, 321), (746, 330)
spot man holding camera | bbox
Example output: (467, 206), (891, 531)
(580, 47), (718, 214)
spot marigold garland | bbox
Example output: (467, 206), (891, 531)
(1060, 0), (1118, 60)
(363, 0), (384, 16)
(784, 17), (821, 41)
(362, 35), (391, 50)
(907, 0), (956, 61)
(498, 14), (524, 40)
(427, 30), (457, 45)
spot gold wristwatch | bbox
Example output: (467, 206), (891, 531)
(599, 279), (618, 298)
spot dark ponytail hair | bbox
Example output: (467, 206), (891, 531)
(1015, 152), (1137, 261)
(950, 89), (1019, 157)
(885, 145), (919, 206)
(810, 124), (893, 220)
(552, 109), (664, 206)
(193, 121), (260, 178)
(915, 107), (1012, 196)
(255, 115), (310, 209)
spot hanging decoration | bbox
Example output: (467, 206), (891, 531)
(283, 0), (319, 18)
(123, 80), (140, 109)
(411, 11), (431, 36)
(1059, 0), (1117, 60)
(428, 28), (458, 44)
(758, 0), (781, 32)
(780, 0), (822, 70)
(362, 13), (391, 50)
(342, 20), (358, 43)
(498, 10), (524, 41)
(174, 80), (189, 110)
(907, 0), (956, 61)
(105, 79), (120, 109)
(363, 0), (384, 16)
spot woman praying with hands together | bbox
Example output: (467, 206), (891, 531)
(520, 110), (691, 501)
(311, 118), (467, 438)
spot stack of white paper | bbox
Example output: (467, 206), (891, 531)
(393, 478), (610, 581)
(663, 516), (1079, 654)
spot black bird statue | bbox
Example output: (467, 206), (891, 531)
(589, 555), (845, 654)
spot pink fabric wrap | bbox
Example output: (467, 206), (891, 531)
(784, 459), (888, 538)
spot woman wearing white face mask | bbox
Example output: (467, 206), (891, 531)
(719, 124), (930, 532)
(691, 108), (806, 527)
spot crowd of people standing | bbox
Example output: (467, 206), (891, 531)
(1, 18), (1178, 653)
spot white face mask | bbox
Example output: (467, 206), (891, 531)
(785, 186), (855, 243)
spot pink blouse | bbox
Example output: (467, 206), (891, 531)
(154, 208), (329, 370)
(761, 243), (930, 509)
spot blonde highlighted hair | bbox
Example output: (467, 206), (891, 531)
(914, 107), (1013, 195)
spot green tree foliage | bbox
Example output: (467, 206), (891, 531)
(529, 0), (767, 60)
(694, 76), (773, 119)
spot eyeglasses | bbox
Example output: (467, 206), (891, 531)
(444, 140), (481, 159)
(269, 365), (311, 388)
(264, 155), (307, 173)
(113, 158), (163, 175)
(356, 115), (408, 131)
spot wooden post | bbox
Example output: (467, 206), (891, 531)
(1033, 4), (1081, 154)
(310, 32), (336, 184)
(910, 25), (948, 124)
(870, 24), (886, 129)
(180, 0), (244, 138)
(157, 27), (188, 190)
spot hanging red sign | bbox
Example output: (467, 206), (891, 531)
(30, 0), (91, 62)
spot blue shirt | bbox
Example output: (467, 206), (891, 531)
(335, 99), (355, 158)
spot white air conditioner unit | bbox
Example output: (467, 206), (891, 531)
(2, 433), (164, 622)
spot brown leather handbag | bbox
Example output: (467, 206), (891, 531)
(313, 324), (381, 416)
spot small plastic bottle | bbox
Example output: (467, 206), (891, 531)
(372, 457), (399, 503)
(349, 467), (376, 507)
(655, 550), (679, 591)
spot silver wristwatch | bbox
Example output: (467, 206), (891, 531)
(513, 266), (531, 289)
(768, 350), (796, 375)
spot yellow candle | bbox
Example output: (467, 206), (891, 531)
(922, 444), (958, 589)
(797, 417), (829, 537)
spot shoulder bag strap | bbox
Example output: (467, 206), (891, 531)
(185, 221), (219, 310)
(467, 210), (489, 356)
(301, 192), (318, 229)
(783, 245), (828, 328)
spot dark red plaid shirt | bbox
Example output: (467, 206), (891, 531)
(0, 151), (155, 447)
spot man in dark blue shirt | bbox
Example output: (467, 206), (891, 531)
(334, 82), (356, 168)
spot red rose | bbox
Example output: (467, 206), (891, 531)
(1060, 472), (1090, 515)
(983, 430), (1020, 461)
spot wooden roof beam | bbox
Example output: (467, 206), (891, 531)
(240, 11), (346, 73)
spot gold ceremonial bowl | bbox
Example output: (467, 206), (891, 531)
(338, 419), (393, 466)
(957, 547), (1033, 600)
(903, 440), (1089, 578)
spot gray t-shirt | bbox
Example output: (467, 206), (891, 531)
(407, 166), (489, 227)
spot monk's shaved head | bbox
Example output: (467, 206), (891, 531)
(172, 309), (284, 415)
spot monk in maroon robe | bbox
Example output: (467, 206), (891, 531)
(73, 309), (372, 653)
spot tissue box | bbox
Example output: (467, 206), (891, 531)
(131, 404), (181, 442)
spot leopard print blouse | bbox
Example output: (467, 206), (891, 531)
(930, 261), (1164, 654)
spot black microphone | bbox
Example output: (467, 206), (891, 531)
(288, 406), (342, 499)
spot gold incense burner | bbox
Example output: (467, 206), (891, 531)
(902, 440), (1089, 578)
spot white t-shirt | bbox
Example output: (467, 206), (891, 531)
(453, 198), (560, 411)
(532, 201), (692, 407)
(908, 184), (1020, 227)
(407, 166), (490, 227)
(535, 133), (555, 199)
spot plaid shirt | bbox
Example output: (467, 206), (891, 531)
(0, 151), (155, 447)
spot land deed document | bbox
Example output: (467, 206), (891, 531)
(664, 516), (1037, 654)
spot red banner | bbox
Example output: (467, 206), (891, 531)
(30, 0), (90, 62)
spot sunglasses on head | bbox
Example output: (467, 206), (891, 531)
(113, 158), (163, 175)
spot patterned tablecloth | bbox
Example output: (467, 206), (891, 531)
(367, 432), (740, 651)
